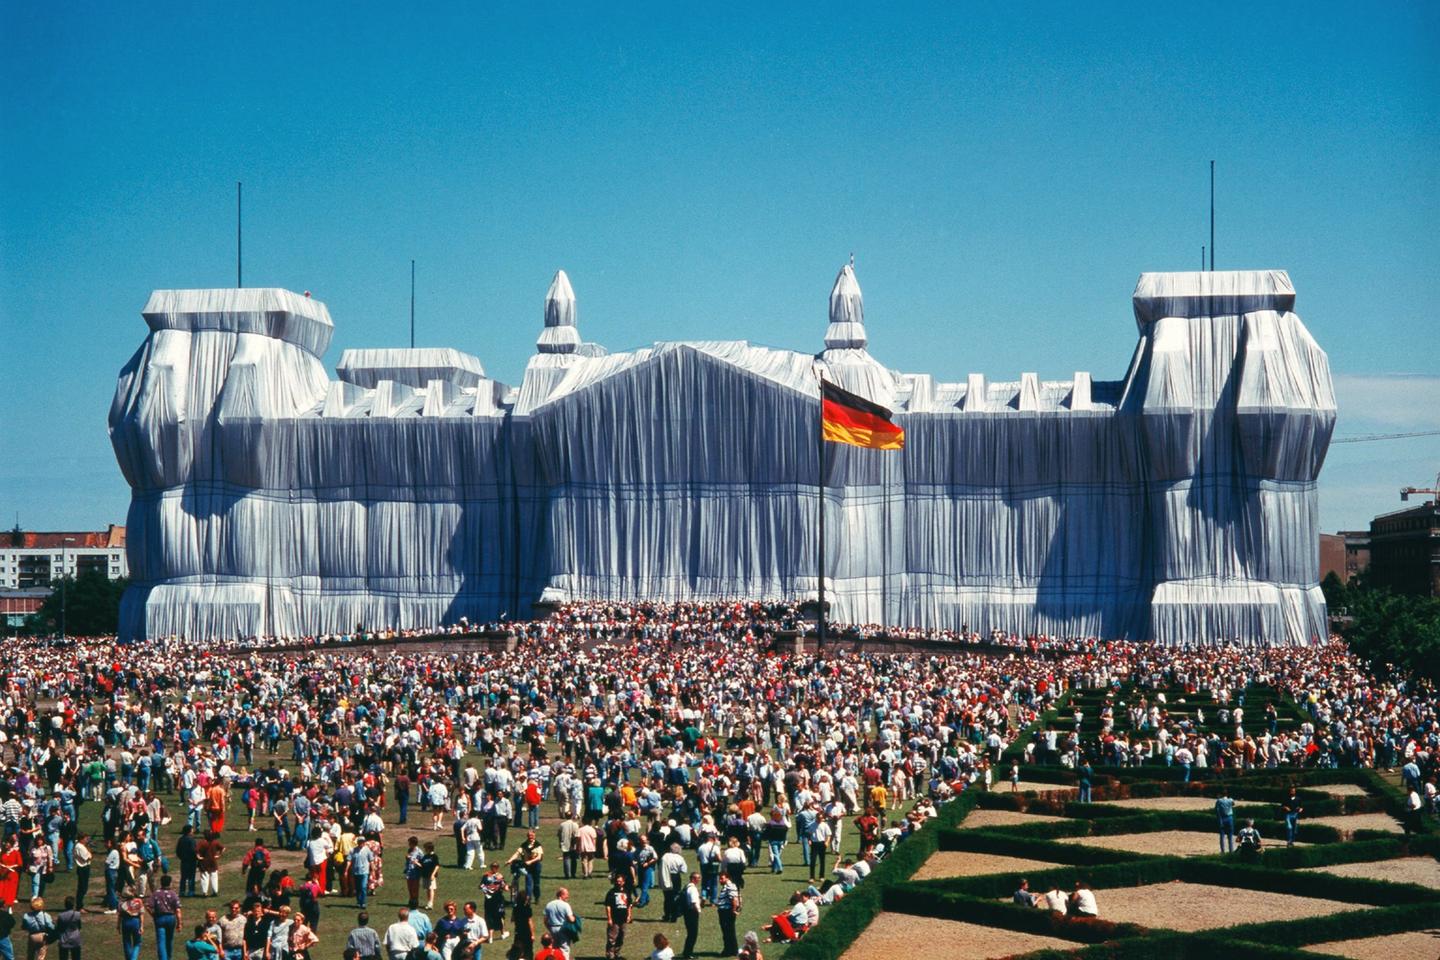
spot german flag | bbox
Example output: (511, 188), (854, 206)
(821, 379), (905, 450)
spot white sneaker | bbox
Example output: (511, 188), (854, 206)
(502, 931), (510, 940)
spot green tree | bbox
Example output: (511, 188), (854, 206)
(1343, 585), (1440, 683)
(1320, 571), (1348, 613)
(34, 572), (128, 637)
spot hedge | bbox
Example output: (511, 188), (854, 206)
(879, 886), (1144, 943)
(954, 807), (1343, 846)
(1010, 934), (1340, 960)
(1211, 900), (1440, 947)
(778, 783), (981, 960)
(938, 827), (1150, 867)
(909, 847), (1439, 907)
(783, 680), (1437, 960)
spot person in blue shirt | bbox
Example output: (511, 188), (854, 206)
(1215, 791), (1236, 853)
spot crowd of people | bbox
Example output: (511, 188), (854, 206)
(0, 600), (1430, 959)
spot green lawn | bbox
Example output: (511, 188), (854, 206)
(51, 758), (876, 959)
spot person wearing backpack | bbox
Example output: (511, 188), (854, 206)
(242, 839), (270, 896)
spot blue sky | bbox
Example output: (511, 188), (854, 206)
(1, 2), (1436, 533)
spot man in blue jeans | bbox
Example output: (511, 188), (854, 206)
(351, 840), (374, 908)
(1281, 788), (1304, 847)
(147, 874), (182, 960)
(1215, 790), (1236, 853)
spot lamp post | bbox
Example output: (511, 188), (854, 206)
(60, 536), (75, 641)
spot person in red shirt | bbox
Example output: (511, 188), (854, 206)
(535, 931), (567, 960)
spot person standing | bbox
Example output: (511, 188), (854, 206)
(394, 773), (411, 828)
(807, 815), (830, 881)
(1077, 760), (1094, 804)
(541, 889), (575, 960)
(241, 840), (270, 897)
(714, 873), (740, 957)
(1215, 790), (1236, 853)
(116, 893), (144, 960)
(242, 902), (272, 960)
(480, 863), (508, 943)
(0, 837), (22, 908)
(351, 840), (375, 909)
(204, 783), (227, 838)
(70, 838), (91, 913)
(681, 873), (702, 960)
(602, 874), (631, 960)
(403, 838), (424, 909)
(146, 875), (181, 960)
(509, 890), (534, 960)
(344, 912), (381, 960)
(420, 843), (441, 912)
(434, 901), (468, 960)
(383, 909), (419, 960)
(507, 833), (543, 902)
(174, 829), (198, 900)
(267, 906), (294, 960)
(102, 840), (121, 913)
(19, 896), (53, 960)
(216, 901), (247, 960)
(287, 912), (318, 960)
(195, 835), (223, 900)
(1281, 788), (1303, 847)
(634, 837), (658, 908)
(556, 816), (578, 881)
(53, 898), (81, 960)
(658, 845), (687, 923)
(0, 906), (16, 960)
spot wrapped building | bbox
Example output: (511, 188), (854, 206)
(110, 267), (1335, 644)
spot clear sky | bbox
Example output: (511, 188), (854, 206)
(2, 2), (1436, 533)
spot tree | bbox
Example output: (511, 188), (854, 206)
(1320, 571), (1348, 613)
(33, 572), (128, 637)
(1342, 585), (1440, 683)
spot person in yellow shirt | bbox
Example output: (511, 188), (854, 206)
(336, 829), (358, 896)
(869, 783), (888, 811)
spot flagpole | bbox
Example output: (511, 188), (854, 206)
(817, 377), (827, 648)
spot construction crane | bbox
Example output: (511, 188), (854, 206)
(1400, 471), (1440, 505)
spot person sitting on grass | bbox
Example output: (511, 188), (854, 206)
(1012, 879), (1040, 907)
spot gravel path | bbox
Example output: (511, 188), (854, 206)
(913, 851), (1061, 880)
(1307, 929), (1440, 959)
(1057, 829), (1303, 856)
(1306, 813), (1403, 835)
(840, 913), (1080, 960)
(1301, 855), (1440, 889)
(1318, 784), (1372, 796)
(1088, 880), (1353, 931)
(961, 808), (1069, 829)
(1097, 795), (1217, 811)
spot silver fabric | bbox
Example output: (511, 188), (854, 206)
(110, 270), (1335, 644)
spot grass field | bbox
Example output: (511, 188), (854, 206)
(40, 758), (877, 959)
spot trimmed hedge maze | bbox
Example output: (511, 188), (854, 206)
(785, 685), (1440, 960)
